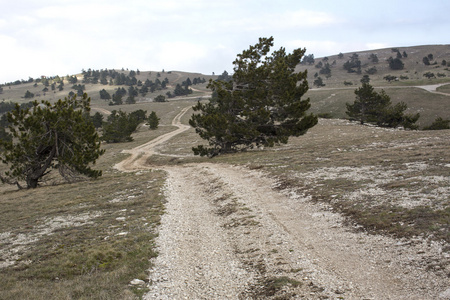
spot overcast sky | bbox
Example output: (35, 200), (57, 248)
(1, 0), (449, 83)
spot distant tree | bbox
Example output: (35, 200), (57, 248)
(111, 93), (123, 105)
(369, 53), (379, 63)
(315, 61), (323, 69)
(0, 94), (104, 189)
(147, 111), (160, 130)
(101, 110), (142, 143)
(402, 51), (408, 58)
(130, 109), (147, 123)
(154, 95), (167, 102)
(343, 53), (361, 73)
(383, 75), (397, 83)
(125, 96), (136, 104)
(423, 72), (435, 79)
(99, 89), (111, 100)
(24, 90), (34, 99)
(423, 117), (450, 130)
(344, 81), (353, 86)
(360, 75), (370, 84)
(346, 83), (419, 129)
(387, 57), (404, 70)
(189, 37), (317, 157)
(91, 112), (104, 129)
(217, 71), (232, 82)
(67, 75), (78, 84)
(428, 53), (434, 61)
(423, 56), (431, 65)
(338, 52), (344, 59)
(302, 54), (315, 65)
(313, 76), (325, 87)
(319, 63), (331, 78)
(365, 66), (377, 75)
(442, 60), (447, 66)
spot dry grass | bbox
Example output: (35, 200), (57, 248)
(0, 169), (166, 299)
(212, 119), (450, 243)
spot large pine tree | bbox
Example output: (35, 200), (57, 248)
(189, 37), (318, 157)
(0, 94), (104, 189)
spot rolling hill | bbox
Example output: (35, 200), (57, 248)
(1, 44), (450, 127)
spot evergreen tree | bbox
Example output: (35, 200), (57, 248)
(101, 110), (141, 143)
(0, 94), (104, 189)
(189, 37), (317, 157)
(147, 111), (160, 130)
(423, 117), (450, 130)
(99, 89), (111, 100)
(387, 57), (404, 70)
(91, 112), (104, 129)
(24, 90), (34, 99)
(346, 83), (419, 129)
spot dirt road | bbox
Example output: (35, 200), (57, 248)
(115, 107), (449, 299)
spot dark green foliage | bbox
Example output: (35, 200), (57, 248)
(387, 57), (404, 70)
(423, 72), (435, 79)
(24, 90), (34, 98)
(130, 109), (147, 122)
(147, 111), (160, 130)
(101, 110), (143, 143)
(343, 53), (361, 74)
(423, 56), (431, 65)
(319, 63), (332, 78)
(99, 89), (111, 100)
(346, 83), (419, 129)
(365, 66), (377, 75)
(360, 75), (370, 84)
(173, 84), (192, 96)
(313, 76), (325, 87)
(217, 71), (232, 82)
(189, 37), (318, 157)
(91, 112), (104, 129)
(423, 117), (450, 130)
(301, 54), (315, 65)
(383, 75), (397, 83)
(369, 53), (379, 63)
(0, 127), (12, 144)
(154, 95), (167, 102)
(0, 94), (104, 189)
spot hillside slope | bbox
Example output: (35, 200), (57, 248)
(1, 45), (449, 127)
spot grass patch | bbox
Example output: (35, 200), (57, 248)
(0, 170), (165, 299)
(213, 119), (450, 244)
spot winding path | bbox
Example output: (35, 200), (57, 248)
(114, 105), (191, 172)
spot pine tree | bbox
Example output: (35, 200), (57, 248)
(147, 111), (160, 130)
(189, 37), (318, 157)
(0, 94), (104, 189)
(346, 83), (419, 129)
